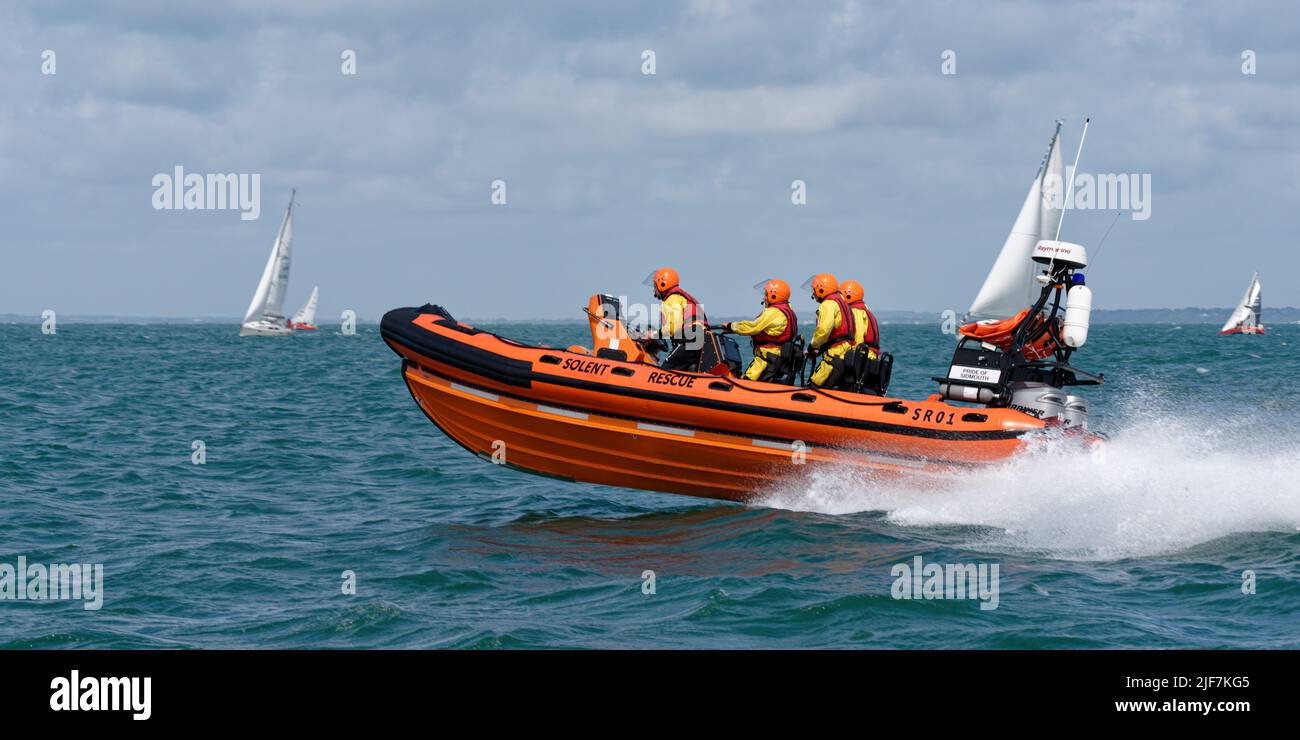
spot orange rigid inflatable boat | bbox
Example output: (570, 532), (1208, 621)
(379, 296), (1084, 502)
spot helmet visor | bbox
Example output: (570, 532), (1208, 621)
(642, 270), (659, 288)
(799, 275), (817, 293)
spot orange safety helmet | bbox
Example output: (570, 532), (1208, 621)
(643, 267), (680, 297)
(801, 273), (839, 301)
(753, 278), (791, 306)
(840, 279), (864, 304)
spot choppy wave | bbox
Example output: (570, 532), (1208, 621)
(2, 322), (1298, 648)
(758, 409), (1300, 560)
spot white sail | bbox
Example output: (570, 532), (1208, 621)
(262, 202), (293, 319)
(291, 286), (318, 326)
(1220, 272), (1263, 333)
(1040, 127), (1064, 244)
(967, 123), (1065, 320)
(241, 192), (295, 326)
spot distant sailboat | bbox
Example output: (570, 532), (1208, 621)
(290, 286), (319, 331)
(240, 191), (296, 336)
(1219, 272), (1264, 335)
(968, 122), (1066, 320)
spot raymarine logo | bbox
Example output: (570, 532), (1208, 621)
(0, 556), (103, 610)
(50, 670), (151, 720)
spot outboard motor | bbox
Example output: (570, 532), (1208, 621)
(1007, 382), (1066, 421)
(1061, 394), (1088, 429)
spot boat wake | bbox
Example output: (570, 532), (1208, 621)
(756, 401), (1300, 561)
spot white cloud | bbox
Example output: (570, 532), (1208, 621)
(2, 1), (1299, 318)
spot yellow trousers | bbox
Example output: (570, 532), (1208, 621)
(810, 342), (853, 387)
(743, 346), (782, 381)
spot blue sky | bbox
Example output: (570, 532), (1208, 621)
(2, 1), (1298, 319)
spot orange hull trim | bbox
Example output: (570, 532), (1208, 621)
(381, 305), (1045, 502)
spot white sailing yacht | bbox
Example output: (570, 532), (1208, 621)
(240, 191), (296, 336)
(290, 286), (319, 331)
(967, 122), (1066, 320)
(1219, 272), (1264, 335)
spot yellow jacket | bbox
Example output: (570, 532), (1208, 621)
(851, 306), (870, 346)
(810, 299), (844, 349)
(729, 306), (788, 340)
(659, 293), (688, 338)
(851, 305), (879, 359)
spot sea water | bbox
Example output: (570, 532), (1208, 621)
(2, 321), (1297, 648)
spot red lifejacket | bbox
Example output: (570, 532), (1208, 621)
(754, 302), (798, 350)
(824, 293), (856, 349)
(661, 286), (708, 327)
(850, 300), (880, 349)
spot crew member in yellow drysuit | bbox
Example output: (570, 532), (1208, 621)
(839, 279), (880, 361)
(644, 267), (709, 371)
(805, 273), (857, 388)
(724, 279), (798, 381)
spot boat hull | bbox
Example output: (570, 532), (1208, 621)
(381, 305), (1046, 502)
(240, 319), (293, 336)
(1219, 326), (1265, 335)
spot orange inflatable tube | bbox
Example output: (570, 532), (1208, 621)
(381, 304), (1045, 502)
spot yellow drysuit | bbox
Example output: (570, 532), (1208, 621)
(809, 299), (853, 387)
(728, 306), (791, 381)
(849, 305), (879, 361)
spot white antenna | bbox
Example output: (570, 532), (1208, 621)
(1042, 118), (1089, 283)
(1086, 210), (1122, 275)
(1053, 117), (1089, 243)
